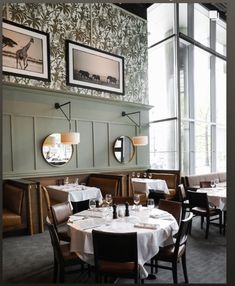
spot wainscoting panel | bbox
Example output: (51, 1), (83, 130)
(3, 114), (13, 172)
(77, 120), (94, 169)
(93, 122), (109, 168)
(12, 115), (35, 172)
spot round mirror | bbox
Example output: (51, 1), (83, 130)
(113, 136), (135, 164)
(42, 133), (73, 166)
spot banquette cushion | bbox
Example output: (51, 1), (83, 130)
(3, 184), (24, 229)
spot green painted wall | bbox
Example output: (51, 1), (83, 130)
(2, 3), (151, 178)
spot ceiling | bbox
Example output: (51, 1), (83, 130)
(115, 3), (227, 21)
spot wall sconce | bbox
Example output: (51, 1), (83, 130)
(55, 101), (80, 145)
(122, 111), (148, 146)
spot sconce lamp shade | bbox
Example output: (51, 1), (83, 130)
(132, 136), (148, 146)
(61, 132), (80, 145)
(44, 135), (56, 146)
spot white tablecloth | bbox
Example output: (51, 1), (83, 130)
(197, 187), (226, 211)
(132, 178), (169, 196)
(68, 207), (178, 278)
(47, 184), (103, 203)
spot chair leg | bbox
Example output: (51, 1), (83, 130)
(58, 265), (64, 283)
(201, 216), (204, 229)
(205, 217), (210, 239)
(223, 211), (226, 235)
(150, 257), (154, 274)
(155, 258), (158, 273)
(172, 261), (178, 284)
(182, 252), (189, 283)
(219, 212), (222, 234)
(53, 254), (57, 283)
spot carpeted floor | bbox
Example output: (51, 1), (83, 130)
(2, 217), (226, 284)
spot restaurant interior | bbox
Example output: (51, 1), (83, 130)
(2, 2), (228, 284)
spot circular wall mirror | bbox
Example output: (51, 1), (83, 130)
(42, 133), (73, 166)
(113, 136), (135, 164)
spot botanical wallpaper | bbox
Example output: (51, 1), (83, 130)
(2, 3), (148, 104)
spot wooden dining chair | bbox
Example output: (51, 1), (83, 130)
(187, 190), (222, 239)
(150, 212), (193, 284)
(46, 217), (85, 283)
(177, 184), (190, 218)
(92, 230), (140, 284)
(51, 201), (72, 242)
(158, 199), (182, 225)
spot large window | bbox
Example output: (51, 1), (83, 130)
(147, 3), (226, 175)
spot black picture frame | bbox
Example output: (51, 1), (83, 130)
(66, 40), (124, 95)
(2, 19), (50, 81)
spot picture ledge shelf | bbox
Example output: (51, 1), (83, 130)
(3, 82), (153, 110)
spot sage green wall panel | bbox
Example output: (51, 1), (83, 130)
(35, 117), (77, 170)
(77, 121), (93, 169)
(109, 123), (136, 167)
(12, 116), (35, 171)
(3, 115), (12, 172)
(93, 122), (109, 167)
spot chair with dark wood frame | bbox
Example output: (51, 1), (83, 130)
(150, 212), (193, 284)
(187, 190), (222, 239)
(51, 201), (72, 242)
(92, 230), (140, 284)
(158, 199), (182, 225)
(46, 217), (85, 283)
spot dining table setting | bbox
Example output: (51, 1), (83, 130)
(67, 204), (179, 278)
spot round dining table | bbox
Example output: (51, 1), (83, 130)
(68, 206), (179, 278)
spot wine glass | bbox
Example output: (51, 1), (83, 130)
(143, 172), (147, 178)
(132, 172), (136, 178)
(210, 180), (216, 188)
(64, 177), (69, 185)
(133, 194), (140, 210)
(105, 194), (113, 208)
(136, 172), (140, 178)
(215, 178), (219, 187)
(148, 173), (152, 179)
(74, 178), (79, 185)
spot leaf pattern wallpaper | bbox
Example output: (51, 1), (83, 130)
(2, 3), (148, 104)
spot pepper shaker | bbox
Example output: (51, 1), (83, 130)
(125, 202), (130, 216)
(113, 204), (117, 219)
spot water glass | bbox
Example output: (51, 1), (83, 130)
(136, 172), (140, 178)
(132, 172), (136, 178)
(148, 173), (152, 179)
(143, 172), (147, 178)
(215, 178), (219, 187)
(147, 199), (155, 209)
(117, 204), (125, 218)
(89, 199), (96, 211)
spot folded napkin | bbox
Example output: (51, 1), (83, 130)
(68, 215), (84, 223)
(150, 214), (171, 220)
(134, 222), (158, 229)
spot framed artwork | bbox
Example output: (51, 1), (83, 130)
(2, 19), (50, 81)
(66, 40), (124, 95)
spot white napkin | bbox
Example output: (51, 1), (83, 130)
(150, 214), (171, 220)
(134, 222), (158, 229)
(68, 215), (84, 223)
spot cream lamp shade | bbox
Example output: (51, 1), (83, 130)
(61, 132), (80, 145)
(132, 136), (148, 146)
